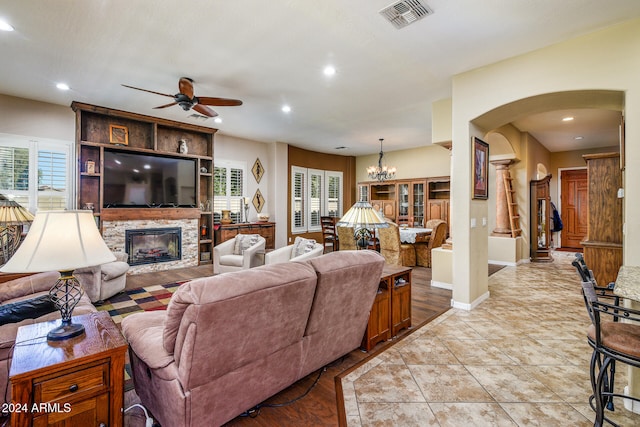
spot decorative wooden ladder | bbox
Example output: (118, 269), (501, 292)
(503, 171), (522, 237)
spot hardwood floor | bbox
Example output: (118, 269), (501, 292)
(122, 263), (453, 427)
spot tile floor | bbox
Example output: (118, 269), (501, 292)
(341, 252), (640, 426)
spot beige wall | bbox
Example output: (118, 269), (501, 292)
(355, 144), (451, 183)
(449, 17), (640, 307)
(0, 94), (74, 141)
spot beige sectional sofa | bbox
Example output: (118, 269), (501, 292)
(0, 271), (97, 404)
(122, 250), (385, 427)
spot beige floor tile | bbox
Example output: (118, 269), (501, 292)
(409, 364), (494, 402)
(358, 402), (438, 427)
(429, 402), (517, 427)
(354, 364), (425, 403)
(500, 402), (592, 426)
(443, 338), (517, 365)
(465, 365), (562, 403)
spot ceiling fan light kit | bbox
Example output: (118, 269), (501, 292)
(122, 77), (242, 118)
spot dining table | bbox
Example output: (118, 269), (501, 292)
(399, 227), (432, 244)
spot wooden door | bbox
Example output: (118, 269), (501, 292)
(560, 169), (588, 249)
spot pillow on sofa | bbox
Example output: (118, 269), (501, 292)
(233, 234), (260, 255)
(292, 237), (317, 258)
(0, 295), (57, 326)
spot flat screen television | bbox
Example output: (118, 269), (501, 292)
(103, 150), (197, 208)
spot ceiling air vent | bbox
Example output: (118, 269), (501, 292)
(379, 0), (433, 29)
(188, 113), (209, 121)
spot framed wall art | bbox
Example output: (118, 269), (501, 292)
(472, 137), (489, 200)
(252, 188), (265, 213)
(252, 158), (264, 183)
(109, 124), (129, 145)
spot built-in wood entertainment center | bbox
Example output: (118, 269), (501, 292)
(71, 102), (216, 268)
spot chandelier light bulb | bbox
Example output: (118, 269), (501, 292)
(367, 138), (396, 182)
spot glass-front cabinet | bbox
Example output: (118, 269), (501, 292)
(396, 180), (426, 227)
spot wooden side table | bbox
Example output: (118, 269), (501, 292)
(9, 311), (128, 427)
(361, 265), (412, 351)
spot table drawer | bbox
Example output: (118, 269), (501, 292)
(35, 362), (108, 403)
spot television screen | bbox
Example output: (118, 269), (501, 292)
(103, 150), (196, 208)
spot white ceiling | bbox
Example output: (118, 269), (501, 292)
(0, 0), (637, 155)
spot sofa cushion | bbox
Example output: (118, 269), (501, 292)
(220, 254), (243, 267)
(291, 237), (317, 258)
(121, 311), (174, 370)
(100, 261), (129, 281)
(0, 295), (56, 326)
(233, 234), (260, 255)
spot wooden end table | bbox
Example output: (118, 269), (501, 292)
(361, 265), (412, 351)
(9, 311), (128, 427)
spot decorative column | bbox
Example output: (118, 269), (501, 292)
(491, 159), (515, 236)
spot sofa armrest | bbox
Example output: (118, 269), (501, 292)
(290, 244), (324, 262)
(0, 271), (61, 304)
(264, 245), (293, 265)
(243, 238), (266, 268)
(121, 311), (174, 370)
(74, 265), (101, 303)
(113, 251), (129, 263)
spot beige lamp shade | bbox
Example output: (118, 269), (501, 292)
(0, 197), (34, 225)
(336, 201), (389, 230)
(0, 210), (115, 273)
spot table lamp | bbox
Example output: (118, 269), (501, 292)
(336, 200), (389, 249)
(0, 195), (34, 266)
(0, 210), (116, 340)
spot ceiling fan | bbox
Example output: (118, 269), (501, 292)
(122, 77), (242, 118)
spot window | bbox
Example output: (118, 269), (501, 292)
(0, 134), (73, 212)
(213, 160), (246, 223)
(291, 166), (343, 233)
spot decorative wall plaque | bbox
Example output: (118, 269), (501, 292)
(251, 158), (264, 183)
(252, 189), (265, 213)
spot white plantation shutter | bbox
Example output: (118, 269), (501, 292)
(292, 166), (306, 232)
(213, 161), (246, 223)
(291, 166), (343, 233)
(308, 169), (323, 232)
(37, 150), (68, 210)
(0, 135), (72, 212)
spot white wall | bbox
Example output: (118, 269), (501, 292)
(449, 18), (640, 306)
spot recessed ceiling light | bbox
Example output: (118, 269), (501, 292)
(0, 20), (14, 32)
(133, 169), (140, 173)
(214, 117), (222, 124)
(562, 116), (574, 122)
(323, 65), (336, 77)
(574, 136), (584, 140)
(282, 105), (291, 113)
(56, 83), (70, 91)
(143, 164), (151, 169)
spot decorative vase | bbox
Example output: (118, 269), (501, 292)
(221, 209), (232, 224)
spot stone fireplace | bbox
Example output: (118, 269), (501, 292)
(101, 215), (199, 274)
(126, 227), (182, 266)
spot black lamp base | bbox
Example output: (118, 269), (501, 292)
(47, 321), (85, 341)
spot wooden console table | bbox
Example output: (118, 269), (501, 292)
(214, 222), (275, 249)
(361, 265), (412, 351)
(9, 312), (128, 427)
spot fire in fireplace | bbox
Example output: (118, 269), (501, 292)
(125, 227), (182, 266)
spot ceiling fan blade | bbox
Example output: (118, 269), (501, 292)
(153, 102), (178, 109)
(178, 77), (194, 99)
(122, 84), (174, 98)
(193, 104), (218, 117)
(197, 97), (243, 106)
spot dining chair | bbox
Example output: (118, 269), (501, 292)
(378, 221), (415, 267)
(321, 216), (339, 253)
(336, 226), (356, 250)
(415, 220), (447, 267)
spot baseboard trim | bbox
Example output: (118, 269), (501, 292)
(451, 291), (490, 311)
(430, 280), (452, 290)
(488, 259), (516, 266)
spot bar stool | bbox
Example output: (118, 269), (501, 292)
(582, 281), (640, 426)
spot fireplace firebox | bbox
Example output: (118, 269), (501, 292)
(125, 227), (182, 266)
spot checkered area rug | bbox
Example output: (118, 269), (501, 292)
(96, 282), (186, 390)
(96, 282), (184, 324)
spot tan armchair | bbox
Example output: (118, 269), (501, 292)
(415, 220), (447, 267)
(378, 221), (416, 267)
(214, 234), (265, 274)
(75, 251), (129, 303)
(337, 226), (356, 250)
